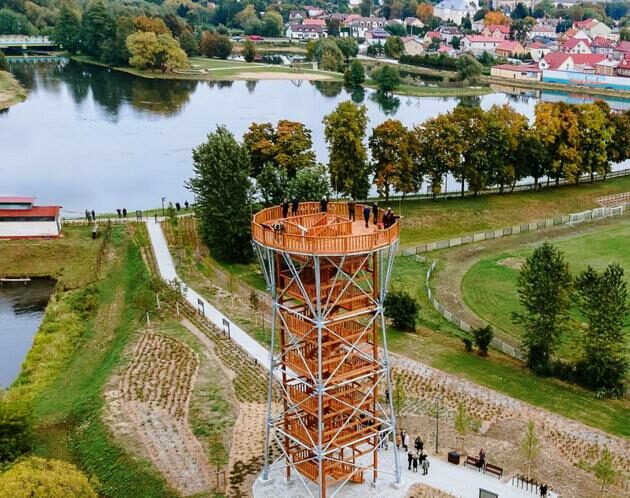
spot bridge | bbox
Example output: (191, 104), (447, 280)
(0, 35), (56, 49)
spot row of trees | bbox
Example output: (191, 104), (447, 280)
(514, 242), (629, 396)
(189, 100), (630, 263)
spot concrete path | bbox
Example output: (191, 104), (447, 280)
(145, 219), (270, 368)
(254, 444), (556, 498)
(146, 219), (556, 498)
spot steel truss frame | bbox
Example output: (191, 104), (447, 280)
(254, 241), (401, 498)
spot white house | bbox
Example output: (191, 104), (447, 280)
(561, 37), (592, 54)
(348, 17), (386, 38)
(530, 24), (558, 40)
(286, 24), (327, 40)
(0, 196), (62, 239)
(460, 35), (503, 56)
(433, 0), (479, 26)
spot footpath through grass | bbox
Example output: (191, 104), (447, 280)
(398, 174), (630, 247)
(461, 220), (630, 360)
(8, 226), (176, 497)
(389, 255), (630, 437)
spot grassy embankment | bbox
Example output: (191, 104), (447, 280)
(461, 220), (630, 360)
(485, 75), (630, 99)
(1, 225), (177, 497)
(396, 173), (630, 247)
(71, 54), (339, 81)
(162, 214), (629, 437)
(0, 70), (27, 109)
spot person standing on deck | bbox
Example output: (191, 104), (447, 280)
(320, 196), (328, 213)
(347, 198), (355, 221)
(372, 201), (378, 224)
(282, 197), (289, 218)
(291, 196), (299, 216)
(363, 205), (371, 228)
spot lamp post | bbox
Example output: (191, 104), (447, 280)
(161, 197), (166, 217)
(435, 394), (442, 454)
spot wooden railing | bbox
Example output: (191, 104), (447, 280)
(252, 202), (399, 255)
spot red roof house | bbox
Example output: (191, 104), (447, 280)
(0, 196), (62, 239)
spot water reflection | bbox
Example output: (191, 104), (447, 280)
(0, 279), (56, 388)
(311, 80), (344, 98)
(370, 91), (401, 115)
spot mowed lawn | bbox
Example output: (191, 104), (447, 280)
(398, 174), (630, 247)
(461, 219), (630, 360)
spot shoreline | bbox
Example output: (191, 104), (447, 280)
(0, 70), (27, 110)
(69, 55), (492, 98)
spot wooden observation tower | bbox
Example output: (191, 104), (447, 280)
(252, 201), (402, 497)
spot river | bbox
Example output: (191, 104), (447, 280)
(1, 60), (629, 214)
(0, 279), (56, 388)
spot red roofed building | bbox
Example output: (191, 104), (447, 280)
(460, 35), (503, 55)
(616, 58), (630, 78)
(303, 18), (326, 27)
(539, 52), (573, 70)
(591, 36), (614, 56)
(491, 63), (541, 81)
(0, 197), (62, 239)
(496, 40), (525, 57)
(561, 37), (592, 54)
(614, 41), (630, 61)
(482, 24), (510, 39)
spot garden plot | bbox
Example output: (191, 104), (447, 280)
(105, 332), (213, 496)
(391, 355), (630, 498)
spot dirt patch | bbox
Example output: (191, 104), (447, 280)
(104, 332), (213, 496)
(233, 71), (332, 81)
(406, 482), (456, 497)
(497, 257), (525, 271)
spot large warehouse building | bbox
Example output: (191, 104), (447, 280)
(0, 196), (62, 239)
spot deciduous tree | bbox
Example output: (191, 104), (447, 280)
(485, 10), (511, 25)
(371, 65), (401, 93)
(369, 119), (416, 200)
(576, 103), (614, 182)
(127, 31), (188, 72)
(243, 122), (276, 177)
(80, 1), (114, 57)
(472, 325), (494, 356)
(594, 447), (617, 498)
(187, 126), (253, 263)
(0, 457), (97, 497)
(289, 164), (331, 201)
(242, 39), (256, 62)
(520, 420), (540, 479)
(323, 101), (370, 199)
(384, 35), (404, 59)
(134, 15), (170, 35)
(512, 242), (572, 372)
(262, 11), (283, 37)
(178, 30), (199, 56)
(416, 2), (433, 23)
(344, 59), (365, 87)
(200, 31), (232, 59)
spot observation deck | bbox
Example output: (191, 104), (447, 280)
(251, 201), (400, 256)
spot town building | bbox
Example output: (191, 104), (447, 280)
(617, 58), (630, 78)
(491, 63), (541, 81)
(302, 18), (326, 27)
(561, 37), (592, 54)
(496, 40), (526, 58)
(437, 44), (458, 56)
(289, 11), (305, 22)
(574, 18), (612, 39)
(595, 59), (619, 76)
(345, 17), (386, 38)
(286, 24), (327, 40)
(613, 41), (630, 61)
(460, 35), (503, 56)
(591, 36), (614, 57)
(482, 24), (510, 39)
(530, 24), (558, 41)
(526, 41), (552, 62)
(365, 28), (389, 44)
(438, 26), (463, 43)
(0, 196), (62, 239)
(404, 17), (425, 33)
(489, 0), (535, 13)
(433, 0), (479, 25)
(401, 36), (425, 55)
(424, 31), (442, 44)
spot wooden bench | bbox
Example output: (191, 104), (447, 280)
(484, 463), (503, 479)
(464, 455), (482, 471)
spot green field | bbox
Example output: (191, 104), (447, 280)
(0, 70), (27, 109)
(461, 220), (630, 359)
(397, 174), (630, 247)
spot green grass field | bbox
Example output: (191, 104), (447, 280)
(390, 255), (629, 436)
(397, 174), (630, 247)
(461, 220), (630, 359)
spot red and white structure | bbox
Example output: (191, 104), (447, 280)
(0, 196), (62, 239)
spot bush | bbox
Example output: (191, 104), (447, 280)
(384, 290), (419, 331)
(0, 50), (7, 71)
(0, 398), (31, 464)
(462, 337), (473, 352)
(399, 53), (458, 71)
(472, 325), (493, 356)
(371, 65), (401, 93)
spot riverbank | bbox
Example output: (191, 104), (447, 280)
(0, 70), (26, 109)
(71, 55), (492, 98)
(485, 74), (630, 100)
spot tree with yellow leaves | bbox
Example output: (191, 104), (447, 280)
(416, 2), (434, 23)
(0, 457), (97, 498)
(484, 10), (511, 25)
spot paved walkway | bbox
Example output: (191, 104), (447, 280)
(145, 219), (270, 369)
(254, 445), (555, 498)
(145, 220), (555, 498)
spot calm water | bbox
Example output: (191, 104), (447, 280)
(0, 279), (56, 388)
(2, 61), (629, 214)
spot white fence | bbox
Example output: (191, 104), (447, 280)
(403, 202), (629, 256)
(423, 258), (526, 361)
